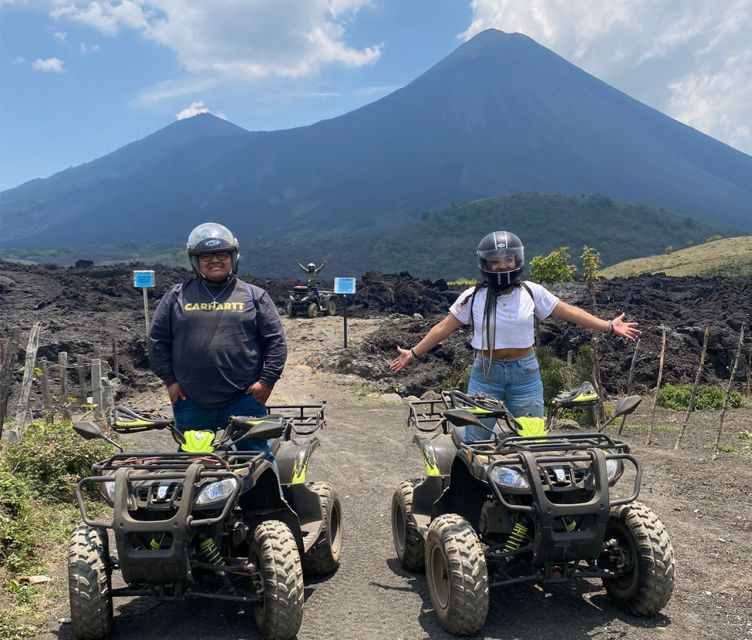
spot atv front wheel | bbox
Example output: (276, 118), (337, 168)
(251, 520), (304, 640)
(425, 514), (488, 635)
(391, 480), (424, 571)
(286, 302), (295, 317)
(307, 302), (318, 318)
(600, 502), (675, 615)
(68, 525), (113, 640)
(302, 482), (343, 576)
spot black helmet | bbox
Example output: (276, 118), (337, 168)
(307, 262), (316, 272)
(186, 222), (240, 277)
(477, 231), (524, 287)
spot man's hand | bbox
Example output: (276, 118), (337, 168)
(167, 382), (187, 405)
(247, 381), (272, 404)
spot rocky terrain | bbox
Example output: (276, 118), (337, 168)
(0, 261), (750, 640)
(3, 261), (748, 405)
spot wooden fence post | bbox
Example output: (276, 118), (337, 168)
(111, 338), (119, 378)
(9, 322), (42, 443)
(714, 324), (746, 454)
(618, 337), (641, 435)
(0, 327), (21, 439)
(77, 355), (87, 404)
(39, 358), (52, 424)
(92, 359), (104, 422)
(674, 325), (709, 450)
(58, 352), (71, 421)
(646, 328), (668, 445)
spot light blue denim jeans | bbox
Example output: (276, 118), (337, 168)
(172, 393), (273, 459)
(464, 352), (544, 442)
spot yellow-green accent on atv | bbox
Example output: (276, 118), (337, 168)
(180, 430), (216, 453)
(571, 392), (599, 403)
(514, 416), (548, 438)
(114, 419), (156, 428)
(467, 407), (493, 415)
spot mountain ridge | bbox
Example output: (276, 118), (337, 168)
(1, 28), (750, 248)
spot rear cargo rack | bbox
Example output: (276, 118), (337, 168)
(267, 402), (326, 436)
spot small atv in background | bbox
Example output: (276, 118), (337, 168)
(391, 387), (675, 636)
(286, 285), (337, 318)
(68, 402), (341, 640)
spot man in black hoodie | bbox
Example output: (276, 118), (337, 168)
(149, 222), (287, 458)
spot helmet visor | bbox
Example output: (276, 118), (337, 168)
(477, 247), (524, 273)
(187, 222), (238, 256)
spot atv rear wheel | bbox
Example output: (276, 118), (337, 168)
(251, 520), (304, 640)
(307, 302), (318, 318)
(302, 482), (343, 576)
(425, 514), (488, 635)
(600, 502), (675, 615)
(391, 480), (424, 571)
(325, 298), (337, 316)
(68, 525), (113, 640)
(286, 302), (295, 318)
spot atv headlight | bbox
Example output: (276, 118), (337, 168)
(194, 478), (236, 506)
(606, 459), (623, 484)
(490, 465), (529, 490)
(100, 480), (115, 504)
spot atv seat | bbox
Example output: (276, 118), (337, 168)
(552, 381), (599, 408)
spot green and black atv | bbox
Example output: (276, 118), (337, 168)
(391, 385), (675, 636)
(68, 402), (342, 640)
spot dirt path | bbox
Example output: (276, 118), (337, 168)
(39, 316), (751, 640)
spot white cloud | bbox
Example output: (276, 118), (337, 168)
(53, 30), (67, 42)
(176, 100), (227, 121)
(31, 56), (64, 72)
(79, 42), (100, 54)
(50, 0), (381, 79)
(463, 0), (752, 154)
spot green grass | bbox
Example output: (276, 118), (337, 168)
(601, 236), (752, 278)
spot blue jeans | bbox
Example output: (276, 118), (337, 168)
(172, 393), (273, 459)
(464, 352), (544, 442)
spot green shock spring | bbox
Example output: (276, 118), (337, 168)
(199, 536), (225, 567)
(503, 521), (529, 553)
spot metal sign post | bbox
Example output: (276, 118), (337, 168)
(133, 270), (155, 338)
(334, 277), (357, 349)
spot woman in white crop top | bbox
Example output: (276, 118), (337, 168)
(390, 231), (639, 437)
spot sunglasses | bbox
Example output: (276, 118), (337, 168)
(199, 252), (232, 263)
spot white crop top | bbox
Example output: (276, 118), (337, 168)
(449, 282), (560, 350)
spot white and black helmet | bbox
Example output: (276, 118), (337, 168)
(477, 230), (524, 287)
(186, 222), (240, 277)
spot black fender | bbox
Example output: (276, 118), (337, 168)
(275, 438), (321, 486)
(413, 433), (455, 477)
(432, 455), (490, 531)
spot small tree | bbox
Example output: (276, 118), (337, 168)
(530, 247), (577, 285)
(581, 245), (604, 420)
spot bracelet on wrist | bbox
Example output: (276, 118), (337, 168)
(410, 348), (419, 360)
(607, 320), (613, 334)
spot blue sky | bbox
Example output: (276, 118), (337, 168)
(1, 0), (750, 192)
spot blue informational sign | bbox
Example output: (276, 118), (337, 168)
(334, 277), (356, 295)
(133, 270), (155, 288)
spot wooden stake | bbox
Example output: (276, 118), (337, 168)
(0, 328), (21, 438)
(618, 337), (641, 435)
(646, 328), (668, 445)
(77, 355), (87, 404)
(58, 352), (70, 421)
(39, 358), (52, 423)
(674, 325), (710, 450)
(714, 324), (746, 453)
(92, 359), (103, 422)
(111, 338), (119, 378)
(9, 322), (42, 443)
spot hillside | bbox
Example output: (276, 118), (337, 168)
(1, 29), (751, 250)
(1, 194), (729, 279)
(600, 236), (752, 278)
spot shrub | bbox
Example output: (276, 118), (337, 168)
(529, 247), (576, 285)
(0, 470), (35, 572)
(656, 384), (743, 411)
(537, 346), (567, 404)
(2, 421), (114, 503)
